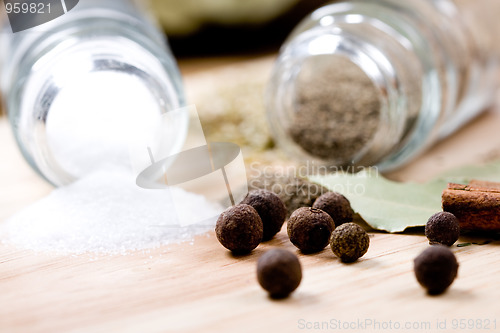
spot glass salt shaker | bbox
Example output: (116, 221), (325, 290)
(0, 0), (187, 186)
(266, 0), (500, 171)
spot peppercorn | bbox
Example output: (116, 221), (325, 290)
(257, 248), (302, 299)
(414, 245), (459, 295)
(287, 207), (334, 253)
(313, 191), (354, 227)
(240, 189), (287, 241)
(215, 204), (263, 253)
(330, 222), (370, 262)
(425, 212), (460, 246)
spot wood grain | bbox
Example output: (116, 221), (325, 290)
(1, 57), (500, 333)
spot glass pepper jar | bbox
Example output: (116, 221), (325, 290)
(266, 0), (500, 171)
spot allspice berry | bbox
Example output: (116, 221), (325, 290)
(215, 204), (263, 253)
(313, 191), (354, 227)
(330, 222), (370, 263)
(257, 249), (302, 299)
(240, 189), (287, 241)
(414, 245), (459, 295)
(287, 207), (335, 253)
(425, 212), (460, 246)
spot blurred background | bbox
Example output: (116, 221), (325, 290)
(146, 0), (335, 166)
(146, 0), (334, 164)
(150, 0), (330, 57)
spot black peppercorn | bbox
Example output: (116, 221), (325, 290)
(287, 207), (334, 253)
(240, 189), (287, 241)
(312, 191), (354, 227)
(257, 248), (302, 299)
(330, 222), (370, 262)
(414, 245), (459, 295)
(215, 204), (263, 253)
(425, 212), (460, 246)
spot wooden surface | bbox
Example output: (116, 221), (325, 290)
(2, 57), (500, 333)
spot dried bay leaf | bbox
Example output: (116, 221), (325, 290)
(309, 170), (445, 232)
(309, 160), (500, 233)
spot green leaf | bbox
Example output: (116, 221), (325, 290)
(308, 160), (500, 233)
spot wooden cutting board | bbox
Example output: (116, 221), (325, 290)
(1, 56), (500, 333)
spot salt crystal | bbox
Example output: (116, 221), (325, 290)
(2, 170), (222, 255)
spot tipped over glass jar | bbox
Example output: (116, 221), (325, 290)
(266, 0), (500, 171)
(0, 0), (187, 186)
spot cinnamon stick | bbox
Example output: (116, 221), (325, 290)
(442, 180), (500, 231)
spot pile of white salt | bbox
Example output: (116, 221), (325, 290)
(2, 171), (222, 255)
